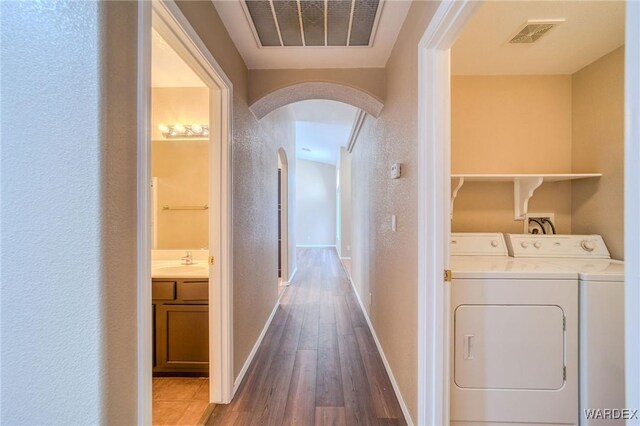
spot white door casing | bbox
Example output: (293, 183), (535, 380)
(137, 1), (234, 424)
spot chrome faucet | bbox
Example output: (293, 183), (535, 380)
(181, 251), (193, 265)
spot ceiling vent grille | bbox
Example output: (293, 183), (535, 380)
(243, 0), (383, 47)
(509, 20), (564, 44)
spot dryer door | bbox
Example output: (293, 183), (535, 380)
(454, 304), (565, 390)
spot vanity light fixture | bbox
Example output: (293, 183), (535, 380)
(158, 123), (209, 138)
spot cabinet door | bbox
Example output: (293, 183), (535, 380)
(155, 304), (209, 373)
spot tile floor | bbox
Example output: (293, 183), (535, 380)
(153, 377), (211, 425)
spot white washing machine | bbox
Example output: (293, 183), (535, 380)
(450, 233), (579, 425)
(505, 234), (625, 425)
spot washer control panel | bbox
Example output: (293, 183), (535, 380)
(451, 233), (508, 256)
(505, 234), (610, 258)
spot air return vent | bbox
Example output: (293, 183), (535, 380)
(509, 20), (564, 44)
(242, 0), (383, 47)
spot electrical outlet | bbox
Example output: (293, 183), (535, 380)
(368, 292), (372, 306)
(525, 213), (556, 234)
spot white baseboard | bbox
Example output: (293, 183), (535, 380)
(296, 244), (336, 248)
(282, 266), (298, 286)
(232, 288), (285, 395)
(346, 275), (414, 426)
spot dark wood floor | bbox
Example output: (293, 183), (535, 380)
(206, 248), (406, 426)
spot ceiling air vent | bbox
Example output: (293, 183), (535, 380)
(509, 20), (564, 44)
(242, 0), (383, 48)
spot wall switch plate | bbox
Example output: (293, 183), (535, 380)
(525, 213), (556, 234)
(369, 292), (372, 306)
(391, 215), (397, 232)
(390, 163), (402, 179)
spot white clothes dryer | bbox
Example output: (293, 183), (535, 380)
(450, 233), (579, 425)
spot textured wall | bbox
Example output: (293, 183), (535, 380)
(571, 46), (625, 259)
(350, 1), (441, 421)
(248, 68), (385, 107)
(1, 1), (138, 423)
(176, 1), (297, 377)
(451, 75), (573, 233)
(296, 159), (337, 246)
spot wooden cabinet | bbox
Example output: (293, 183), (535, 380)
(152, 279), (209, 375)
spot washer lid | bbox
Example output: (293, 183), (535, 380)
(540, 258), (624, 282)
(451, 256), (577, 280)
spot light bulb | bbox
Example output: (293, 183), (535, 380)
(192, 124), (203, 134)
(158, 124), (170, 133)
(174, 123), (186, 134)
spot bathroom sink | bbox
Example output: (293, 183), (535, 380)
(155, 265), (206, 274)
(152, 262), (209, 278)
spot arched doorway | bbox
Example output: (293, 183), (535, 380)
(277, 148), (289, 288)
(249, 82), (384, 120)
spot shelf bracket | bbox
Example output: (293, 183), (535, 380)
(513, 176), (544, 220)
(450, 177), (465, 220)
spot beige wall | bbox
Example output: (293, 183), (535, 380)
(296, 159), (337, 246)
(571, 46), (625, 259)
(176, 1), (297, 378)
(350, 1), (441, 420)
(451, 75), (573, 233)
(248, 68), (385, 106)
(151, 87), (209, 139)
(152, 87), (209, 249)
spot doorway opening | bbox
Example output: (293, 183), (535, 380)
(277, 148), (289, 290)
(418, 0), (638, 424)
(137, 1), (233, 424)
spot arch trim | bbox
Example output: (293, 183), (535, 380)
(250, 82), (384, 119)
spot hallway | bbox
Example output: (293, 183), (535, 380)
(207, 248), (406, 425)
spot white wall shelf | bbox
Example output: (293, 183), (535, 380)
(450, 173), (602, 220)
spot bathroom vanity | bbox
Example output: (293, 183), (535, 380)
(152, 256), (209, 376)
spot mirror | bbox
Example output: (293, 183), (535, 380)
(151, 29), (209, 250)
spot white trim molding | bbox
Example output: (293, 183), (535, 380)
(136, 2), (153, 424)
(344, 273), (414, 425)
(138, 2), (235, 422)
(416, 2), (481, 425)
(625, 2), (640, 422)
(281, 266), (298, 286)
(347, 109), (367, 153)
(232, 289), (286, 394)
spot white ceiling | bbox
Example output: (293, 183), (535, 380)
(152, 28), (206, 87)
(452, 0), (625, 75)
(291, 100), (358, 165)
(212, 0), (412, 69)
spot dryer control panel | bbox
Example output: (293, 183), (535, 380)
(505, 234), (610, 259)
(451, 233), (508, 256)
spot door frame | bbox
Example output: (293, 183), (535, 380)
(418, 1), (640, 424)
(625, 2), (640, 421)
(416, 1), (481, 425)
(137, 1), (234, 424)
